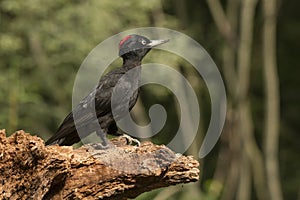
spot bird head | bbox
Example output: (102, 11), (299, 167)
(118, 34), (169, 61)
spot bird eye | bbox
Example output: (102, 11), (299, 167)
(141, 39), (147, 45)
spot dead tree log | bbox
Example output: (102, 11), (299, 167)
(0, 130), (200, 200)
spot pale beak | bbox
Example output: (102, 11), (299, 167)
(146, 39), (169, 48)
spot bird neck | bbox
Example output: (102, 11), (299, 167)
(122, 59), (142, 70)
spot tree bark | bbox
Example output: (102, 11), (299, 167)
(262, 0), (283, 200)
(0, 130), (199, 200)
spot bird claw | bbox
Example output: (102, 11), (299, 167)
(121, 134), (141, 146)
(87, 142), (114, 150)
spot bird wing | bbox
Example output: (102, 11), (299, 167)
(46, 68), (127, 145)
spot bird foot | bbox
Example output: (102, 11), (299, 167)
(121, 134), (141, 146)
(87, 142), (115, 150)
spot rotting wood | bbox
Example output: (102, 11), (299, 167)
(0, 130), (199, 200)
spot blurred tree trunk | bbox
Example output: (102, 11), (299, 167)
(262, 0), (283, 200)
(206, 0), (268, 199)
(28, 31), (49, 70)
(8, 66), (19, 133)
(236, 0), (258, 199)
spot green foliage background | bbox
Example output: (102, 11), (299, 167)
(0, 0), (299, 199)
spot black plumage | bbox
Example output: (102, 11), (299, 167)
(46, 34), (168, 146)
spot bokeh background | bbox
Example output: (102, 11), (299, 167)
(0, 0), (299, 199)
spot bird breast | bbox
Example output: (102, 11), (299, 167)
(111, 68), (141, 120)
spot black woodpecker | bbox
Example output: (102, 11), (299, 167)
(45, 34), (169, 147)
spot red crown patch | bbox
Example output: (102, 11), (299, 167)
(119, 35), (132, 49)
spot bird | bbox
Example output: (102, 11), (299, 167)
(45, 34), (169, 147)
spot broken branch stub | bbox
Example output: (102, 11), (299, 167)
(0, 130), (200, 200)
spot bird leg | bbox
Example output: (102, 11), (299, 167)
(92, 129), (114, 149)
(121, 134), (141, 146)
